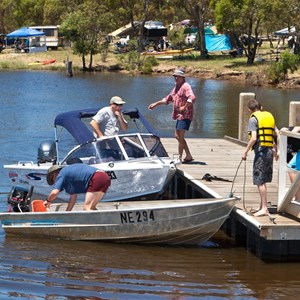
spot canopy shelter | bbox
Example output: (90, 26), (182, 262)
(273, 26), (296, 37)
(6, 27), (47, 53)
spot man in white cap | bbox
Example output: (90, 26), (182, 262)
(90, 96), (128, 138)
(148, 69), (196, 163)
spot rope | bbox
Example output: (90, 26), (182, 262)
(229, 158), (248, 212)
(230, 159), (243, 196)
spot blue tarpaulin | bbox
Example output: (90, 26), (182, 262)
(205, 34), (232, 52)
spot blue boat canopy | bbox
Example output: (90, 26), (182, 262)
(54, 107), (157, 145)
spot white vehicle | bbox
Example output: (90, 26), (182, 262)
(28, 25), (62, 49)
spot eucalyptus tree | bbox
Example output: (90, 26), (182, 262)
(171, 0), (214, 59)
(11, 0), (45, 28)
(0, 0), (15, 33)
(61, 0), (115, 70)
(212, 0), (285, 64)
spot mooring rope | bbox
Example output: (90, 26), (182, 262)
(229, 158), (248, 212)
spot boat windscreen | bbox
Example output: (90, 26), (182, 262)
(141, 135), (169, 157)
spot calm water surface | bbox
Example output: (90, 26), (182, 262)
(0, 70), (300, 299)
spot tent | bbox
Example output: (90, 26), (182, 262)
(206, 34), (232, 52)
(273, 26), (296, 37)
(184, 25), (232, 52)
(6, 27), (47, 53)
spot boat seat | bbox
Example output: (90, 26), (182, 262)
(31, 200), (47, 212)
(66, 157), (83, 165)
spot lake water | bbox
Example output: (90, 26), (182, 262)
(0, 70), (300, 299)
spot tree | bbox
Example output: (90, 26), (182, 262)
(0, 1), (13, 33)
(61, 0), (115, 70)
(178, 0), (213, 59)
(213, 0), (280, 65)
(12, 0), (45, 27)
(186, 0), (212, 58)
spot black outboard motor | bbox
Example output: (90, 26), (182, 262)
(37, 140), (57, 164)
(7, 186), (33, 212)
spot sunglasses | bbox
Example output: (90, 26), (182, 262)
(115, 103), (123, 106)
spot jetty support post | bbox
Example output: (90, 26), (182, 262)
(66, 57), (73, 77)
(238, 93), (256, 142)
(289, 101), (300, 126)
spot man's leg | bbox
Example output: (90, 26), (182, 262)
(254, 183), (269, 216)
(175, 129), (193, 161)
(84, 192), (102, 210)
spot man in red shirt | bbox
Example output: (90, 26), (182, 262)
(148, 69), (196, 163)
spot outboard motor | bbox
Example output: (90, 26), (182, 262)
(37, 140), (57, 164)
(7, 186), (33, 212)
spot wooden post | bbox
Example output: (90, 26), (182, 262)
(238, 92), (256, 142)
(289, 101), (300, 126)
(66, 58), (73, 77)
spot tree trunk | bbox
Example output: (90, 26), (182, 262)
(195, 5), (208, 59)
(82, 55), (86, 70)
(89, 52), (93, 70)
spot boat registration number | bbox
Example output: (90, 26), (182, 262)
(120, 210), (155, 223)
(105, 171), (117, 179)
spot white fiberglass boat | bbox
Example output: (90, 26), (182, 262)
(4, 108), (180, 202)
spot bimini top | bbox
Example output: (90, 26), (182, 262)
(54, 107), (157, 145)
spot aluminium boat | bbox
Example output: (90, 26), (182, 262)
(0, 196), (237, 245)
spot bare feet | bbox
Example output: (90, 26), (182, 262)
(253, 209), (269, 217)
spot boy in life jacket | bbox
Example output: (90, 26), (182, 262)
(242, 99), (279, 217)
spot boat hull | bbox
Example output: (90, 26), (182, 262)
(5, 159), (177, 202)
(0, 198), (236, 245)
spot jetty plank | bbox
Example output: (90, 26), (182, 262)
(162, 137), (300, 234)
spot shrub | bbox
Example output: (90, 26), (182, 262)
(267, 51), (300, 83)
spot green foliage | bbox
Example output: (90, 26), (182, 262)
(140, 56), (159, 74)
(266, 52), (300, 83)
(60, 0), (115, 69)
(168, 27), (185, 50)
(118, 38), (159, 73)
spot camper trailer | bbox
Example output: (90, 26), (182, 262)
(28, 26), (62, 50)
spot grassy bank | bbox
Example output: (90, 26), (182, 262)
(0, 46), (291, 83)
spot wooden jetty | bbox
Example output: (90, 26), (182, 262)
(162, 136), (300, 262)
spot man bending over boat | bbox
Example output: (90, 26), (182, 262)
(90, 96), (128, 138)
(44, 164), (111, 211)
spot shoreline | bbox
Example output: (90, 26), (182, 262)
(1, 49), (300, 88)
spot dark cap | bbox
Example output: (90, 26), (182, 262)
(47, 165), (63, 185)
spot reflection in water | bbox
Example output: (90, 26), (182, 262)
(1, 71), (300, 299)
(0, 234), (300, 299)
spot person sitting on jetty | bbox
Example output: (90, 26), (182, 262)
(281, 126), (300, 200)
(242, 99), (279, 217)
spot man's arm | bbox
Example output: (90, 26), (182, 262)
(44, 188), (60, 208)
(90, 119), (104, 138)
(242, 131), (257, 160)
(115, 111), (128, 131)
(148, 98), (167, 110)
(66, 194), (77, 211)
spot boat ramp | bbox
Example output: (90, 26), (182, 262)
(162, 134), (300, 262)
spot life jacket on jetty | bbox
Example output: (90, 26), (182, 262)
(248, 111), (275, 148)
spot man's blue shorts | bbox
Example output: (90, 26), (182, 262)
(176, 119), (191, 131)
